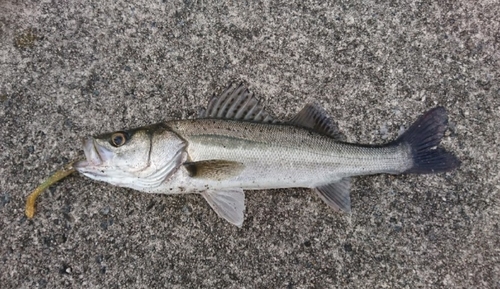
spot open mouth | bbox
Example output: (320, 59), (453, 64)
(74, 138), (111, 170)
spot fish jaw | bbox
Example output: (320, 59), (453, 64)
(73, 136), (140, 184)
(81, 137), (115, 165)
(73, 137), (140, 186)
(74, 138), (111, 179)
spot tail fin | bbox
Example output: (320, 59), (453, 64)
(394, 107), (460, 174)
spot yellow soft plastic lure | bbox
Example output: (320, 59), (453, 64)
(25, 161), (77, 219)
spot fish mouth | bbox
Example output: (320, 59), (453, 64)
(74, 138), (112, 171)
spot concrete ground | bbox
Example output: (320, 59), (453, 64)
(1, 0), (498, 288)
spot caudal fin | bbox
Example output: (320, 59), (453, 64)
(394, 107), (460, 174)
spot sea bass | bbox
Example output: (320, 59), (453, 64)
(74, 84), (460, 226)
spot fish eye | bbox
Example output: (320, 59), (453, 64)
(110, 132), (128, 147)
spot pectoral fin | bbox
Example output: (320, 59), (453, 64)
(314, 178), (351, 213)
(201, 189), (245, 227)
(183, 160), (245, 181)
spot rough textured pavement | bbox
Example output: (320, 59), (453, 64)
(1, 1), (499, 288)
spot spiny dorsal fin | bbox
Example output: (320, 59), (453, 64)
(198, 83), (276, 123)
(201, 189), (245, 227)
(183, 160), (245, 181)
(314, 178), (351, 213)
(289, 103), (344, 140)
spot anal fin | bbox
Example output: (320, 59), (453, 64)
(201, 189), (245, 227)
(184, 160), (245, 181)
(314, 178), (351, 213)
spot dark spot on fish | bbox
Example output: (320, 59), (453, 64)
(303, 240), (311, 247)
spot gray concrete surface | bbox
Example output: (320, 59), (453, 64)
(1, 0), (498, 288)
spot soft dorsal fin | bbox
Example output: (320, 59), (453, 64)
(314, 178), (351, 213)
(183, 160), (245, 181)
(201, 189), (245, 227)
(198, 83), (276, 123)
(289, 104), (344, 140)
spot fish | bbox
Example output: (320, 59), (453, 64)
(74, 83), (460, 227)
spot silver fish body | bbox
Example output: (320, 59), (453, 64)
(163, 119), (410, 191)
(75, 84), (460, 226)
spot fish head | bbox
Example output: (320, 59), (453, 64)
(74, 124), (186, 191)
